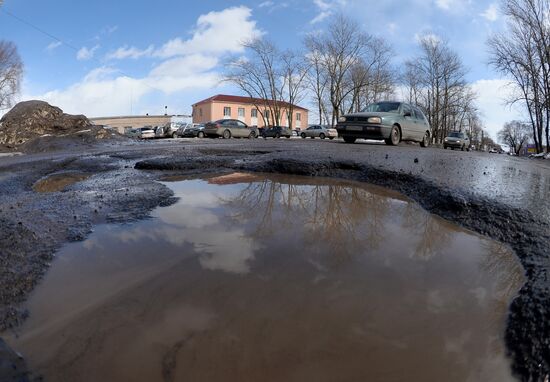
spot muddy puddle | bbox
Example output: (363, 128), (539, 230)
(6, 173), (524, 381)
(33, 172), (91, 193)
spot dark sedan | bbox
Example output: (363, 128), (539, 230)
(180, 124), (206, 138)
(262, 126), (292, 139)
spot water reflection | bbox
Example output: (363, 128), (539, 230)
(6, 173), (525, 382)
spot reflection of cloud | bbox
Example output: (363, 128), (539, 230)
(197, 231), (257, 274)
(99, 185), (259, 274)
(160, 203), (219, 229)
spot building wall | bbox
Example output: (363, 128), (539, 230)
(90, 115), (189, 134)
(193, 101), (308, 129)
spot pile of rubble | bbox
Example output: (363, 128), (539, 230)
(0, 100), (124, 152)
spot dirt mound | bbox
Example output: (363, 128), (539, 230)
(0, 101), (124, 151)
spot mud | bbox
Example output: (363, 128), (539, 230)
(6, 175), (524, 382)
(0, 138), (548, 381)
(33, 172), (91, 193)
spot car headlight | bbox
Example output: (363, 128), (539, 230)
(444, 138), (448, 142)
(338, 116), (346, 122)
(367, 117), (381, 124)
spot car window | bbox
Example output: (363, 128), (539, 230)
(363, 102), (401, 113)
(402, 104), (412, 116)
(449, 132), (464, 138)
(236, 121), (246, 128)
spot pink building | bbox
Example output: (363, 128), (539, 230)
(192, 94), (308, 130)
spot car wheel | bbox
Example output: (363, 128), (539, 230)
(248, 132), (256, 139)
(197, 131), (204, 138)
(420, 132), (430, 148)
(444, 145), (447, 150)
(343, 136), (356, 144)
(286, 135), (290, 139)
(319, 133), (326, 139)
(301, 133), (306, 139)
(329, 137), (334, 140)
(172, 132), (178, 139)
(223, 130), (231, 139)
(275, 133), (281, 139)
(461, 145), (465, 151)
(385, 125), (401, 146)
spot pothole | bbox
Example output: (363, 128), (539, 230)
(32, 172), (91, 193)
(9, 173), (524, 382)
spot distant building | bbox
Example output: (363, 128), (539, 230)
(90, 115), (190, 134)
(192, 94), (308, 129)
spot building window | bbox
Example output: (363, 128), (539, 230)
(296, 112), (301, 121)
(238, 108), (245, 118)
(199, 108), (203, 117)
(251, 109), (257, 118)
(264, 110), (270, 119)
(224, 107), (231, 117)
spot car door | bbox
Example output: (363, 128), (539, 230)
(400, 104), (416, 140)
(236, 120), (249, 137)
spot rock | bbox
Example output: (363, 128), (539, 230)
(0, 100), (103, 147)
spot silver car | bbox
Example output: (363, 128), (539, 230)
(300, 125), (338, 140)
(336, 101), (431, 146)
(444, 132), (470, 151)
(204, 119), (258, 139)
(127, 126), (155, 139)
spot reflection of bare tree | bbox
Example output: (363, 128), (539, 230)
(401, 202), (453, 260)
(225, 176), (397, 265)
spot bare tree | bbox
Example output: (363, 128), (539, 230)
(223, 38), (308, 128)
(0, 41), (23, 111)
(488, 0), (550, 153)
(498, 120), (531, 154)
(280, 50), (309, 129)
(304, 14), (395, 126)
(403, 36), (474, 144)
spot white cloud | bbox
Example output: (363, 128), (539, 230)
(154, 6), (262, 58)
(471, 79), (524, 139)
(414, 32), (441, 45)
(480, 3), (498, 22)
(76, 45), (100, 61)
(46, 41), (62, 52)
(434, 0), (470, 12)
(258, 1), (289, 13)
(310, 0), (347, 24)
(21, 6), (261, 117)
(105, 45), (154, 60)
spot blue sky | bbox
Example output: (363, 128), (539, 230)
(0, 0), (523, 137)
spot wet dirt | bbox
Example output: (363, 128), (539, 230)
(6, 174), (524, 382)
(32, 172), (91, 193)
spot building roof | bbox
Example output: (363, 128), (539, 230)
(193, 94), (308, 111)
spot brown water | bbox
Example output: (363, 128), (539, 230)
(7, 173), (524, 382)
(33, 172), (91, 193)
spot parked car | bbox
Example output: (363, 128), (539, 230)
(179, 123), (206, 138)
(262, 126), (292, 139)
(152, 122), (184, 138)
(336, 101), (431, 146)
(127, 126), (155, 139)
(301, 125), (338, 140)
(444, 131), (470, 151)
(204, 119), (258, 139)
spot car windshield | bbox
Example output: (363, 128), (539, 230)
(362, 102), (401, 113)
(449, 132), (464, 138)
